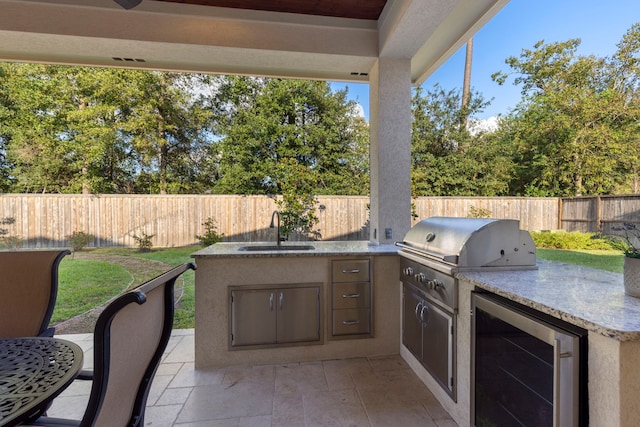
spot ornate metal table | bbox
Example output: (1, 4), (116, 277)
(0, 337), (84, 427)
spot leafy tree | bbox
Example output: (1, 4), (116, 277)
(210, 77), (369, 196)
(0, 64), (216, 194)
(411, 85), (514, 196)
(493, 26), (640, 196)
(1, 64), (80, 193)
(123, 72), (215, 194)
(273, 158), (320, 240)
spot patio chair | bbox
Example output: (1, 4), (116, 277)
(25, 262), (196, 427)
(0, 249), (71, 338)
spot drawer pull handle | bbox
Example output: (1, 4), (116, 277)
(342, 320), (361, 325)
(342, 293), (361, 299)
(342, 269), (360, 274)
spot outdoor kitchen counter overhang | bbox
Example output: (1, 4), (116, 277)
(459, 259), (640, 341)
(454, 260), (640, 427)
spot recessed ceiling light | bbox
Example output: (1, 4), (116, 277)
(113, 0), (142, 10)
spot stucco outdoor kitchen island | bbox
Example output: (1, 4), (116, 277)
(432, 260), (640, 427)
(191, 241), (400, 369)
(192, 243), (640, 426)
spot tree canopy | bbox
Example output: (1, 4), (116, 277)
(0, 69), (368, 196)
(0, 65), (218, 194)
(410, 84), (514, 196)
(493, 23), (640, 196)
(1, 22), (639, 199)
(209, 76), (369, 196)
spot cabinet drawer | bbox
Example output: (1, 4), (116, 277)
(332, 282), (370, 309)
(332, 259), (370, 282)
(332, 309), (371, 335)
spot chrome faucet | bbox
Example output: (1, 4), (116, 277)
(270, 210), (281, 246)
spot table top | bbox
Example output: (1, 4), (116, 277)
(0, 337), (84, 427)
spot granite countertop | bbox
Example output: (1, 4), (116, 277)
(459, 259), (640, 341)
(193, 243), (640, 341)
(191, 240), (399, 258)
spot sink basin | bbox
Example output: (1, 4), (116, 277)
(238, 245), (315, 251)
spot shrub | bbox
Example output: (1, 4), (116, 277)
(0, 217), (22, 249)
(196, 217), (223, 247)
(467, 206), (492, 218)
(272, 158), (320, 241)
(68, 230), (94, 252)
(0, 217), (15, 236)
(1, 235), (23, 250)
(530, 230), (619, 250)
(132, 231), (154, 252)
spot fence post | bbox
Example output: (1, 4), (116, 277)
(558, 198), (563, 230)
(596, 196), (602, 233)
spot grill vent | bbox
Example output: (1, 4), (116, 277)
(112, 57), (147, 63)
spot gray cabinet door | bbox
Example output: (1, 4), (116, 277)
(403, 283), (423, 359)
(277, 287), (320, 344)
(231, 289), (277, 346)
(420, 297), (453, 395)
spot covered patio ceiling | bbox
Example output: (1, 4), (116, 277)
(0, 0), (508, 84)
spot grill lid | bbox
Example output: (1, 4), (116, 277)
(396, 216), (536, 269)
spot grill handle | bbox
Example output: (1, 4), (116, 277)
(414, 301), (423, 321)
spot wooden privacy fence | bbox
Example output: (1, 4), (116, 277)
(0, 194), (562, 249)
(560, 195), (640, 235)
(412, 197), (559, 232)
(3, 193), (637, 249)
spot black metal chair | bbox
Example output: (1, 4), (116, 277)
(0, 250), (71, 338)
(25, 262), (196, 427)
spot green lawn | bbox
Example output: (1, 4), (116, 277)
(53, 245), (623, 330)
(55, 246), (197, 328)
(535, 248), (624, 273)
(53, 259), (131, 323)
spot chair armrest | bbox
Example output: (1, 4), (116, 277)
(39, 327), (56, 338)
(20, 416), (82, 426)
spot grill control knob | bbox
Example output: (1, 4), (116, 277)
(427, 280), (444, 291)
(415, 273), (426, 284)
(403, 267), (414, 277)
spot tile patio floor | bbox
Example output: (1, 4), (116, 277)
(50, 329), (458, 427)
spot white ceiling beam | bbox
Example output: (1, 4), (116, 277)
(378, 0), (509, 84)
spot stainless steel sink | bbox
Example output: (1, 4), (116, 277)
(237, 245), (315, 251)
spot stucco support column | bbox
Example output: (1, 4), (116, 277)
(368, 58), (412, 244)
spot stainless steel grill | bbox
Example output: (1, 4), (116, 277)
(397, 216), (537, 401)
(396, 217), (537, 272)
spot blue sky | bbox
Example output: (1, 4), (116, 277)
(332, 0), (640, 120)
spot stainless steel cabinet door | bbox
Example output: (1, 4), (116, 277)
(231, 289), (277, 346)
(277, 287), (320, 344)
(402, 283), (423, 360)
(420, 298), (453, 395)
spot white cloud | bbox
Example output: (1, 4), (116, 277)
(468, 116), (499, 135)
(352, 103), (366, 119)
